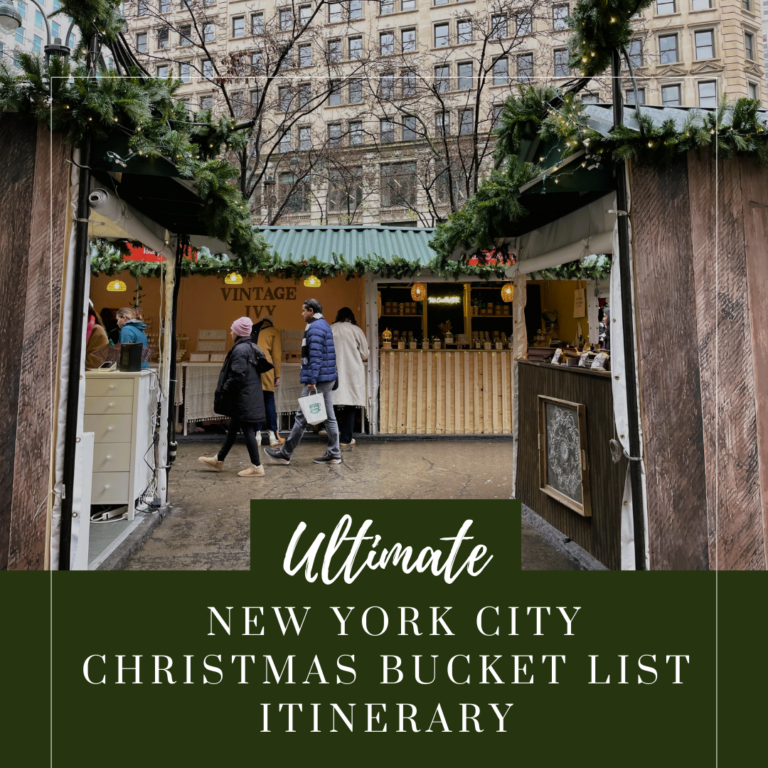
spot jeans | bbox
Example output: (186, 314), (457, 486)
(283, 381), (340, 458)
(217, 419), (261, 466)
(256, 390), (278, 433)
(336, 406), (356, 444)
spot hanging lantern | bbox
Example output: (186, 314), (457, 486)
(224, 272), (243, 285)
(411, 282), (427, 302)
(106, 279), (127, 292)
(501, 283), (514, 303)
(303, 274), (322, 288)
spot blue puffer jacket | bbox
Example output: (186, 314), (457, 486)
(301, 316), (337, 384)
(119, 320), (149, 369)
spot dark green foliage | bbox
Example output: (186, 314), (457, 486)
(493, 86), (560, 162)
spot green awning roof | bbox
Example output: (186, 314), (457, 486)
(258, 225), (437, 266)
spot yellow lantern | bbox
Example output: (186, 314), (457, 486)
(382, 328), (392, 343)
(303, 274), (322, 288)
(224, 272), (243, 285)
(411, 282), (427, 302)
(501, 283), (514, 303)
(106, 279), (127, 292)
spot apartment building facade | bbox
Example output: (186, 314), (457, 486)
(0, 0), (79, 65)
(124, 0), (766, 227)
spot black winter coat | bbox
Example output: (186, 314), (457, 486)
(214, 337), (274, 423)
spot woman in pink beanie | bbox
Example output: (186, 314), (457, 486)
(199, 317), (274, 477)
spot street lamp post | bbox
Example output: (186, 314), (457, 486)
(0, 0), (70, 60)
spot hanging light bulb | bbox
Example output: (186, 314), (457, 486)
(303, 274), (321, 288)
(107, 279), (127, 292)
(224, 272), (243, 285)
(501, 283), (514, 303)
(411, 282), (427, 302)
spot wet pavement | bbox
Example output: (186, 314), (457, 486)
(520, 516), (583, 570)
(123, 439), (514, 571)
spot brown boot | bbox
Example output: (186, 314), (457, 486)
(238, 464), (265, 477)
(198, 455), (224, 472)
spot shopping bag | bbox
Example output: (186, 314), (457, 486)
(299, 391), (327, 425)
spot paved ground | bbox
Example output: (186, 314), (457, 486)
(123, 439), (515, 570)
(520, 517), (582, 570)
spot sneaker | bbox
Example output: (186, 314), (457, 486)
(198, 455), (224, 472)
(314, 452), (342, 465)
(340, 439), (356, 447)
(255, 431), (262, 446)
(238, 464), (265, 477)
(318, 429), (327, 437)
(264, 446), (291, 465)
(268, 431), (285, 446)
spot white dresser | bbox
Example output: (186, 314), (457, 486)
(84, 370), (154, 520)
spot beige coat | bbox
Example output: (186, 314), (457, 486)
(258, 324), (281, 392)
(331, 321), (369, 407)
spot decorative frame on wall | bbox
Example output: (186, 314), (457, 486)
(537, 395), (591, 517)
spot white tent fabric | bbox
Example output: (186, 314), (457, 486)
(511, 273), (528, 497)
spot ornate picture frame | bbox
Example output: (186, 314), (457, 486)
(538, 395), (592, 517)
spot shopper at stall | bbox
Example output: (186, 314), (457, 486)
(100, 307), (120, 344)
(85, 305), (111, 370)
(264, 298), (341, 465)
(116, 308), (150, 369)
(199, 316), (273, 477)
(251, 315), (284, 447)
(331, 307), (369, 447)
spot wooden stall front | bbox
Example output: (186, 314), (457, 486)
(516, 360), (626, 570)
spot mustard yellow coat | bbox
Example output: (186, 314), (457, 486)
(258, 324), (281, 392)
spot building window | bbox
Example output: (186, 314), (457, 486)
(329, 39), (342, 62)
(251, 90), (262, 112)
(157, 65), (169, 79)
(381, 118), (395, 143)
(180, 25), (191, 46)
(32, 34), (41, 53)
(299, 4), (312, 25)
(742, 0), (750, 9)
(51, 21), (60, 39)
(744, 32), (754, 61)
(136, 32), (147, 53)
(517, 53), (533, 82)
(491, 15), (508, 39)
(349, 36), (362, 59)
(402, 0), (416, 9)
(281, 173), (311, 213)
(279, 86), (292, 112)
(299, 44), (312, 67)
(350, 121), (363, 146)
(554, 49), (569, 77)
(435, 65), (449, 93)
(661, 84), (681, 106)
(180, 62), (191, 83)
(203, 60), (213, 78)
(232, 92), (245, 118)
(457, 19), (472, 45)
(434, 23), (449, 48)
(251, 51), (263, 73)
(279, 9), (292, 31)
(402, 69), (416, 97)
(659, 34), (678, 64)
(435, 111), (450, 136)
(748, 82), (758, 99)
(329, 80), (342, 105)
(17, 0), (25, 18)
(203, 23), (214, 43)
(204, 0), (216, 5)
(137, 0), (148, 16)
(15, 26), (24, 45)
(434, 0), (449, 5)
(553, 5), (569, 31)
(402, 28), (417, 53)
(157, 28), (169, 49)
(179, 99), (189, 113)
(329, 168), (363, 212)
(200, 95), (213, 111)
(252, 14), (264, 35)
(232, 16), (244, 38)
(402, 116), (418, 140)
(380, 72), (395, 99)
(34, 9), (43, 28)
(492, 104), (504, 128)
(625, 88), (646, 105)
(280, 133), (292, 153)
(349, 0), (363, 19)
(459, 108), (473, 135)
(493, 57), (508, 86)
(299, 83), (312, 109)
(458, 61), (473, 90)
(581, 92), (597, 104)
(159, 0), (170, 12)
(694, 30), (714, 60)
(516, 12), (532, 36)
(329, 2), (342, 22)
(381, 162), (417, 207)
(349, 78), (363, 104)
(691, 0), (711, 8)
(628, 39), (643, 68)
(329, 124), (342, 147)
(380, 31), (394, 55)
(656, 0), (675, 14)
(697, 81), (717, 107)
(299, 127), (311, 151)
(381, 0), (394, 14)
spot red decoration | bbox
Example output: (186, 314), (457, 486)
(122, 243), (198, 263)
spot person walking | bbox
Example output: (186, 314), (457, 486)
(198, 317), (274, 477)
(264, 298), (341, 465)
(250, 315), (284, 447)
(331, 307), (369, 447)
(85, 305), (111, 370)
(116, 307), (149, 369)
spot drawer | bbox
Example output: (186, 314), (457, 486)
(86, 377), (134, 397)
(91, 472), (130, 505)
(85, 396), (134, 415)
(92, 443), (132, 472)
(84, 414), (133, 443)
